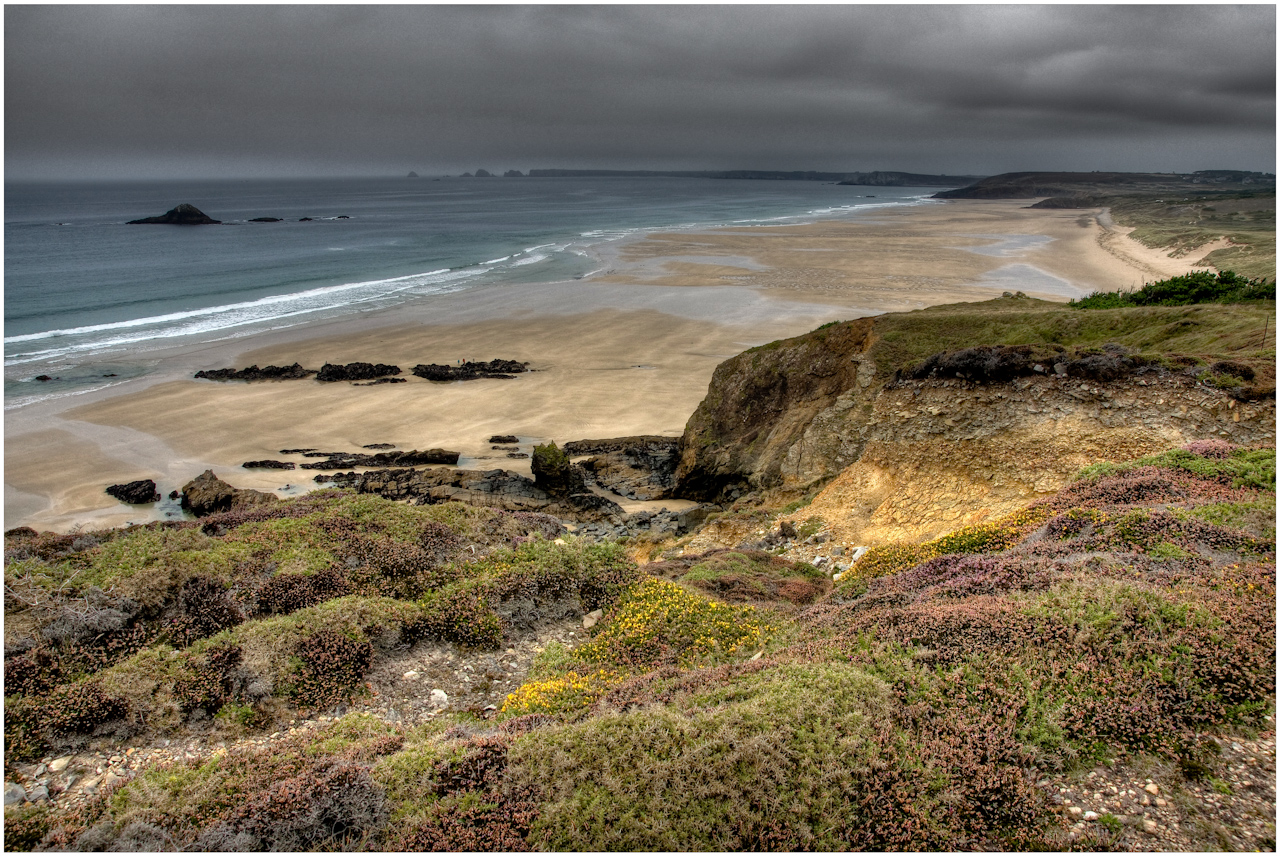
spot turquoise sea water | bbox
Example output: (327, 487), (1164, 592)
(5, 177), (936, 407)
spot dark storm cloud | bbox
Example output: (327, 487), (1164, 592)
(5, 5), (1274, 179)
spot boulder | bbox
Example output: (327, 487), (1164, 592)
(179, 470), (276, 517)
(105, 479), (161, 504)
(127, 203), (221, 225)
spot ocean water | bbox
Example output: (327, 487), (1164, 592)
(5, 176), (935, 408)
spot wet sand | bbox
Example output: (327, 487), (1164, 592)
(5, 199), (1215, 532)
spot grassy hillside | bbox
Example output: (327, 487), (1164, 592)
(1109, 192), (1276, 281)
(5, 440), (1274, 850)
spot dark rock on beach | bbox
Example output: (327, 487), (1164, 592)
(412, 359), (529, 382)
(315, 362), (401, 382)
(316, 465), (624, 522)
(531, 442), (587, 498)
(194, 363), (315, 382)
(242, 460), (296, 470)
(565, 436), (680, 501)
(179, 470), (276, 517)
(299, 449), (461, 470)
(279, 448), (317, 454)
(353, 377), (407, 386)
(127, 203), (221, 225)
(489, 435), (520, 444)
(105, 479), (161, 504)
(362, 443), (396, 450)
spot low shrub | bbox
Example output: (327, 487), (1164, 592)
(501, 668), (626, 718)
(289, 629), (374, 710)
(255, 568), (351, 615)
(195, 761), (388, 851)
(575, 578), (773, 668)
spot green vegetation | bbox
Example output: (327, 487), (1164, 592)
(5, 441), (1276, 850)
(1070, 270), (1274, 310)
(1108, 191), (1276, 281)
(860, 297), (1274, 381)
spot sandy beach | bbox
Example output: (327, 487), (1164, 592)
(5, 199), (1218, 532)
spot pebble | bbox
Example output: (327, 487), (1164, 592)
(27, 785), (49, 803)
(1144, 783), (1160, 795)
(5, 782), (27, 806)
(1083, 810), (1098, 821)
(430, 688), (449, 708)
(1143, 818), (1158, 834)
(48, 756), (72, 773)
(402, 670), (420, 680)
(1068, 806), (1083, 818)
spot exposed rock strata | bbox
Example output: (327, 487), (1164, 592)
(565, 436), (679, 500)
(315, 466), (623, 522)
(675, 311), (1276, 546)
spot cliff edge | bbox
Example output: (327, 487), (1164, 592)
(675, 295), (1275, 546)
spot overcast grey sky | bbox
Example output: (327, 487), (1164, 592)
(5, 5), (1275, 180)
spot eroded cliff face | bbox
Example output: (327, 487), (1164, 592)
(789, 373), (1273, 546)
(675, 311), (1275, 546)
(673, 319), (874, 499)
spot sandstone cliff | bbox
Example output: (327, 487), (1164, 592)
(674, 296), (1275, 546)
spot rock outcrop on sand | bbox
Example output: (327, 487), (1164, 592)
(241, 460), (296, 470)
(127, 203), (221, 225)
(531, 442), (587, 497)
(104, 479), (161, 504)
(179, 470), (276, 517)
(412, 360), (528, 381)
(194, 364), (315, 381)
(315, 362), (401, 382)
(298, 449), (461, 470)
(565, 436), (679, 501)
(316, 466), (624, 522)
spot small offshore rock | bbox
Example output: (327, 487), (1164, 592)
(489, 435), (519, 444)
(128, 203), (221, 225)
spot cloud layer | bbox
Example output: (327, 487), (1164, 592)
(5, 5), (1274, 179)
